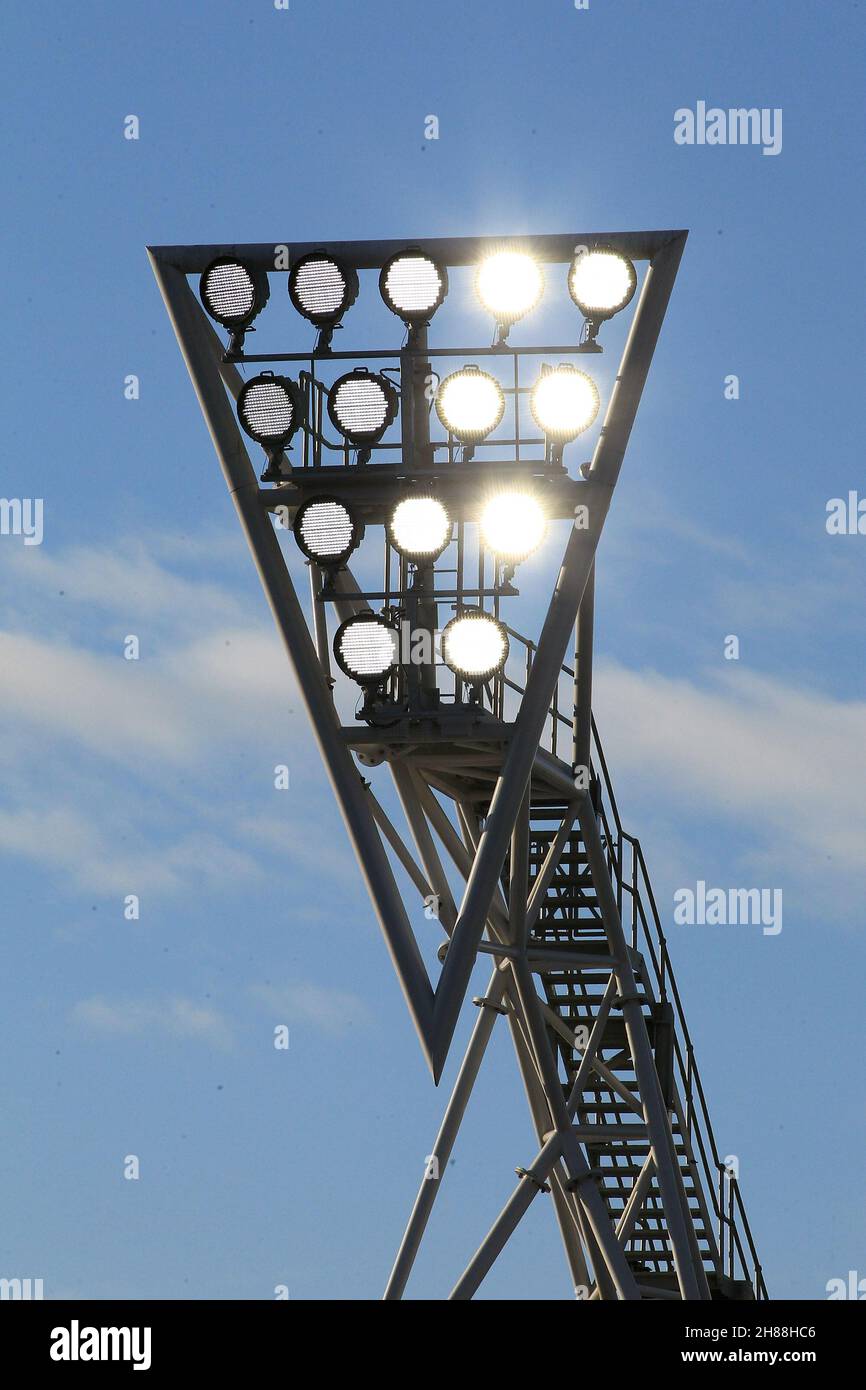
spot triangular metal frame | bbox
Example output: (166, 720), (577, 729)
(149, 230), (686, 1080)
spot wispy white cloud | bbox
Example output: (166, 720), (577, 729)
(715, 554), (866, 639)
(72, 994), (234, 1050)
(0, 624), (297, 770)
(165, 627), (295, 709)
(603, 486), (866, 645)
(594, 658), (866, 918)
(0, 803), (263, 895)
(0, 534), (322, 898)
(235, 813), (358, 887)
(0, 631), (197, 763)
(70, 979), (372, 1052)
(248, 981), (372, 1037)
(3, 534), (251, 639)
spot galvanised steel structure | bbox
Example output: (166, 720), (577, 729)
(150, 230), (767, 1301)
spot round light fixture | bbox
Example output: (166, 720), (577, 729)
(200, 257), (269, 352)
(442, 610), (509, 682)
(435, 366), (505, 443)
(327, 369), (398, 446)
(568, 248), (637, 322)
(333, 613), (398, 686)
(480, 492), (546, 563)
(475, 251), (543, 326)
(379, 249), (448, 324)
(293, 496), (361, 567)
(237, 373), (303, 448)
(289, 251), (358, 327)
(530, 364), (600, 442)
(389, 497), (451, 563)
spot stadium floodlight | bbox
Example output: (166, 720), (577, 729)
(530, 363), (600, 459)
(289, 251), (359, 352)
(441, 609), (509, 684)
(475, 250), (543, 343)
(327, 368), (399, 462)
(568, 248), (637, 341)
(389, 496), (451, 563)
(293, 496), (362, 569)
(435, 366), (505, 450)
(237, 372), (303, 448)
(379, 248), (448, 327)
(237, 372), (304, 480)
(158, 230), (763, 1306)
(333, 612), (398, 687)
(200, 256), (270, 355)
(480, 491), (546, 564)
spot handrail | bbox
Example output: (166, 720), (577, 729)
(593, 757), (767, 1297)
(503, 623), (768, 1298)
(634, 834), (765, 1291)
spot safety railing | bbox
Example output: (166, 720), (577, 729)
(595, 745), (768, 1299)
(503, 624), (768, 1299)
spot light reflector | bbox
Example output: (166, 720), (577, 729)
(475, 251), (543, 325)
(200, 257), (268, 328)
(237, 374), (302, 446)
(435, 366), (505, 443)
(530, 365), (600, 442)
(289, 252), (358, 326)
(380, 250), (448, 323)
(389, 497), (451, 562)
(568, 249), (637, 320)
(442, 611), (509, 682)
(480, 492), (546, 562)
(293, 496), (360, 566)
(334, 614), (398, 685)
(328, 369), (398, 445)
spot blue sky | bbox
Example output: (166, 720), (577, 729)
(1, 0), (864, 1300)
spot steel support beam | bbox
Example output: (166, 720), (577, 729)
(508, 959), (640, 1299)
(384, 967), (508, 1300)
(149, 255), (436, 1066)
(573, 561), (594, 774)
(505, 1007), (604, 1298)
(149, 230), (685, 276)
(367, 790), (435, 905)
(391, 764), (458, 932)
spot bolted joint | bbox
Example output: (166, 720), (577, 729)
(612, 992), (643, 1009)
(515, 1166), (550, 1194)
(472, 995), (509, 1016)
(563, 1172), (595, 1194)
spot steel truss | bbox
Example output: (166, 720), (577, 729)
(151, 230), (766, 1300)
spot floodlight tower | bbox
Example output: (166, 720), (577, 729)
(150, 231), (767, 1301)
